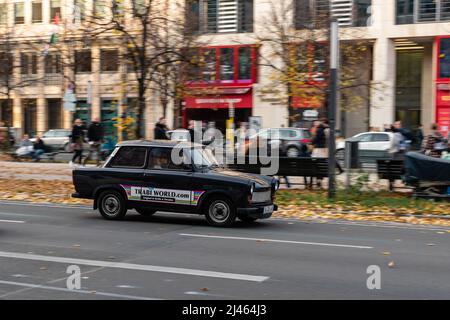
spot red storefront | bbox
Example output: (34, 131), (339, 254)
(436, 36), (450, 137)
(289, 43), (327, 127)
(183, 45), (258, 132)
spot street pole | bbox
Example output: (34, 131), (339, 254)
(328, 20), (339, 199)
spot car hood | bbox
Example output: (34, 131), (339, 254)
(207, 169), (272, 188)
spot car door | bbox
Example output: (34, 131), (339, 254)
(105, 146), (148, 205)
(41, 131), (57, 150)
(355, 133), (374, 150)
(142, 147), (194, 213)
(370, 133), (391, 151)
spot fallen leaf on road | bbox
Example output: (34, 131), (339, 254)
(39, 267), (48, 271)
(388, 261), (395, 268)
(200, 287), (209, 292)
(382, 251), (391, 255)
(72, 244), (81, 248)
(427, 243), (436, 246)
(107, 256), (116, 260)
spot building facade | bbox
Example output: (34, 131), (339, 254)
(1, 0), (450, 141)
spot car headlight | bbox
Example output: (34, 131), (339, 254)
(249, 183), (255, 195)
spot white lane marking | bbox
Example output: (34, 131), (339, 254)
(0, 251), (268, 283)
(0, 280), (159, 300)
(180, 233), (373, 249)
(0, 219), (25, 224)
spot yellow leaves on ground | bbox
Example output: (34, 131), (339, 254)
(0, 179), (90, 205)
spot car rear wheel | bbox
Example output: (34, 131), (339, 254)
(98, 190), (127, 220)
(287, 147), (300, 158)
(204, 196), (236, 227)
(135, 208), (157, 216)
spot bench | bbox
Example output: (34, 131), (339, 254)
(376, 159), (405, 191)
(228, 157), (332, 189)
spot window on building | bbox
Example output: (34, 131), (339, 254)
(132, 0), (146, 16)
(201, 48), (216, 81)
(109, 146), (147, 168)
(0, 3), (7, 25)
(238, 47), (251, 80)
(418, 0), (436, 22)
(187, 0), (253, 34)
(75, 50), (92, 73)
(74, 0), (86, 23)
(21, 53), (38, 75)
(238, 0), (253, 32)
(396, 0), (414, 24)
(355, 0), (372, 26)
(220, 48), (234, 81)
(93, 0), (105, 17)
(295, 0), (329, 29)
(101, 50), (119, 72)
(442, 0), (450, 20)
(32, 1), (43, 23)
(439, 38), (450, 79)
(0, 53), (13, 77)
(50, 0), (61, 20)
(15, 2), (25, 24)
(45, 53), (61, 74)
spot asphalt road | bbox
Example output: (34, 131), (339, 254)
(0, 201), (449, 300)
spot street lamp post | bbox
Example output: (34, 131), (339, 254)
(328, 20), (339, 199)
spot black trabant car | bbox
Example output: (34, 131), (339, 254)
(72, 140), (279, 227)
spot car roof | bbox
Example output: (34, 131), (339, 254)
(117, 140), (203, 148)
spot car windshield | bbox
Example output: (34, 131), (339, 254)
(189, 147), (220, 170)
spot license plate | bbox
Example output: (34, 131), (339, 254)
(263, 205), (274, 214)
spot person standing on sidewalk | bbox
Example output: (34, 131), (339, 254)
(83, 117), (103, 167)
(154, 117), (169, 140)
(69, 119), (86, 168)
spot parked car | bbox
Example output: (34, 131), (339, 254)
(238, 128), (312, 157)
(336, 131), (395, 162)
(30, 129), (72, 152)
(72, 141), (279, 227)
(167, 129), (190, 142)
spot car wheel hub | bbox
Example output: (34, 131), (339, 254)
(210, 201), (230, 222)
(103, 196), (119, 215)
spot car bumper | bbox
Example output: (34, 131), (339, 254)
(237, 204), (278, 219)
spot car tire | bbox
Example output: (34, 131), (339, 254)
(135, 208), (157, 216)
(286, 147), (300, 158)
(204, 196), (236, 227)
(98, 190), (127, 220)
(64, 142), (71, 153)
(238, 215), (258, 223)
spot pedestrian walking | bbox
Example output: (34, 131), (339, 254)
(154, 117), (169, 140)
(421, 123), (448, 158)
(83, 117), (104, 166)
(311, 119), (328, 158)
(69, 119), (86, 168)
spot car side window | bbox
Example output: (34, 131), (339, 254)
(372, 134), (390, 142)
(357, 134), (373, 142)
(43, 131), (55, 138)
(109, 146), (147, 168)
(148, 147), (187, 171)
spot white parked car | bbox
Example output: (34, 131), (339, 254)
(167, 129), (190, 142)
(336, 131), (395, 161)
(30, 129), (72, 152)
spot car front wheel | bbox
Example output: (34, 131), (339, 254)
(286, 147), (300, 158)
(204, 197), (236, 227)
(98, 190), (127, 220)
(135, 207), (157, 216)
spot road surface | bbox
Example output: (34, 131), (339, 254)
(0, 201), (449, 300)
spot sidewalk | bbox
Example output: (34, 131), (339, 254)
(0, 161), (403, 191)
(0, 161), (72, 181)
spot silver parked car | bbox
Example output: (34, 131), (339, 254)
(31, 129), (72, 152)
